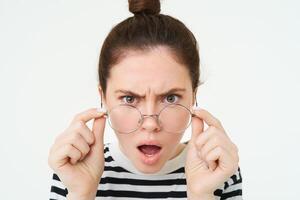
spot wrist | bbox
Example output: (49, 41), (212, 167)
(187, 195), (214, 200)
(187, 190), (214, 200)
(67, 191), (96, 200)
(67, 184), (98, 200)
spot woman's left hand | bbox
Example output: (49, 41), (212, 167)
(185, 108), (240, 199)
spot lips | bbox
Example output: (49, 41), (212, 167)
(136, 141), (162, 165)
(138, 145), (162, 155)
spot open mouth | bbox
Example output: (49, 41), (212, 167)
(137, 145), (162, 156)
(137, 143), (162, 165)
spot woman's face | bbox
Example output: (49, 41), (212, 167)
(100, 46), (195, 174)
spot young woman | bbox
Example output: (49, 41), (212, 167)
(48, 0), (242, 199)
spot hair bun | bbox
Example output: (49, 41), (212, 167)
(128, 0), (161, 15)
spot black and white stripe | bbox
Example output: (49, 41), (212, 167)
(50, 143), (242, 200)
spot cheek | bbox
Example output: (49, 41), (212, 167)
(115, 134), (138, 158)
(162, 133), (184, 148)
(161, 133), (185, 159)
(115, 134), (131, 147)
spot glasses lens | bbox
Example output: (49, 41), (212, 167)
(107, 104), (192, 134)
(107, 105), (140, 134)
(159, 104), (192, 133)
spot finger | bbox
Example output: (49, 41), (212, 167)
(71, 121), (95, 145)
(191, 114), (204, 143)
(67, 145), (82, 165)
(55, 144), (82, 167)
(196, 151), (209, 170)
(54, 120), (98, 152)
(192, 108), (225, 132)
(207, 146), (239, 182)
(83, 117), (106, 167)
(200, 135), (219, 159)
(92, 116), (107, 146)
(196, 131), (219, 172)
(206, 146), (232, 172)
(201, 139), (228, 172)
(194, 127), (214, 152)
(68, 133), (91, 161)
(200, 132), (237, 162)
(208, 161), (217, 172)
(53, 129), (91, 151)
(199, 129), (227, 155)
(72, 108), (106, 124)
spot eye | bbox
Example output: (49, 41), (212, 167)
(120, 95), (137, 105)
(164, 94), (181, 104)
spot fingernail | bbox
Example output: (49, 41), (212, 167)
(97, 107), (107, 113)
(193, 106), (201, 111)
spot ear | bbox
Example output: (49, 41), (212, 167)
(192, 87), (198, 106)
(98, 85), (107, 108)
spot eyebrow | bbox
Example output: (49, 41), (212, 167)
(114, 88), (186, 98)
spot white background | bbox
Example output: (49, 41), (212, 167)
(1, 0), (299, 199)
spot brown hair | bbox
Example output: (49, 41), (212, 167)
(98, 0), (201, 104)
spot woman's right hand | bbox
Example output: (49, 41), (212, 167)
(48, 108), (107, 199)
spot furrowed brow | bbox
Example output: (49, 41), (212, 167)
(114, 88), (186, 98)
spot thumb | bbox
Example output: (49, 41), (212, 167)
(191, 112), (204, 143)
(84, 115), (106, 166)
(79, 115), (107, 181)
(186, 112), (204, 157)
(185, 111), (209, 172)
(91, 116), (106, 148)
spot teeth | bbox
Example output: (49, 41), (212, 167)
(145, 153), (155, 157)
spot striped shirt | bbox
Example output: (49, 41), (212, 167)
(50, 141), (243, 199)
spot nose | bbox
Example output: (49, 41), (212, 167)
(139, 114), (162, 132)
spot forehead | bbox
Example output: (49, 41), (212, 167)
(108, 47), (190, 91)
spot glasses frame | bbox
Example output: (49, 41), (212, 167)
(102, 103), (197, 134)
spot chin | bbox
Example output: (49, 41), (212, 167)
(135, 161), (164, 174)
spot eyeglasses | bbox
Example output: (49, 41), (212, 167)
(103, 103), (196, 134)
